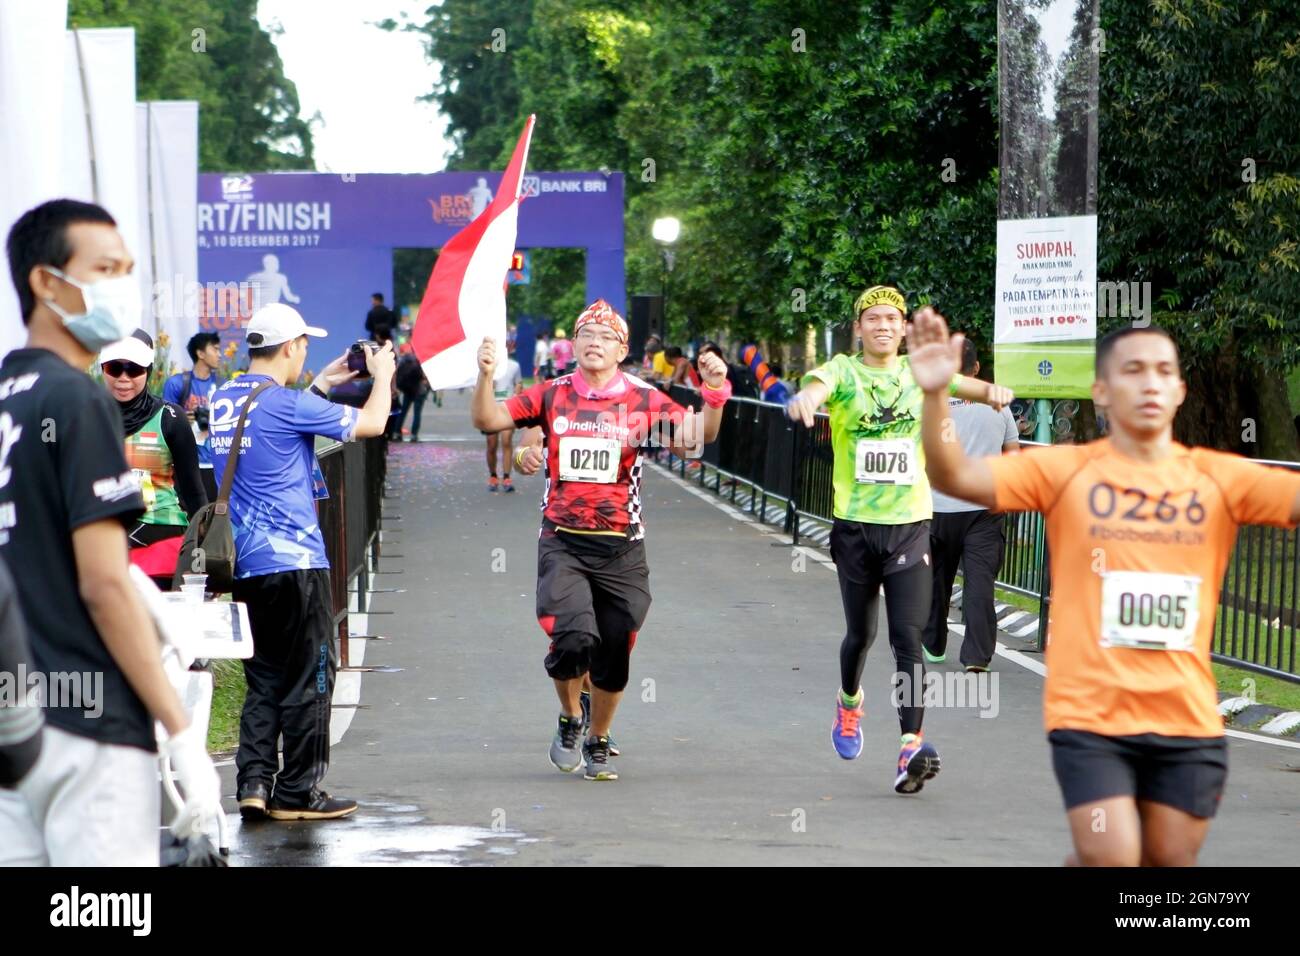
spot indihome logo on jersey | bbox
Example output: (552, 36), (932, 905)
(552, 411), (703, 457)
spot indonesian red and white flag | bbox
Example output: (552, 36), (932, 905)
(412, 114), (535, 389)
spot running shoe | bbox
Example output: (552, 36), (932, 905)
(832, 689), (865, 760)
(267, 790), (358, 820)
(237, 780), (270, 821)
(965, 664), (990, 673)
(923, 645), (946, 664)
(583, 735), (619, 781)
(488, 476), (500, 492)
(579, 690), (620, 756)
(502, 477), (515, 493)
(894, 733), (941, 794)
(548, 713), (584, 773)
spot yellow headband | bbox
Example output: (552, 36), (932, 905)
(854, 285), (906, 316)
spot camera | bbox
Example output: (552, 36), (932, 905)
(193, 406), (210, 431)
(348, 339), (378, 377)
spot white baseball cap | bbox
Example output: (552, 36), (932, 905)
(244, 303), (327, 348)
(99, 328), (155, 368)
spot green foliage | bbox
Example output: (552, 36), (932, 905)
(395, 0), (1297, 432)
(68, 0), (314, 171)
(1098, 0), (1300, 369)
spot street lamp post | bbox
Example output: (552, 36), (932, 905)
(651, 216), (680, 344)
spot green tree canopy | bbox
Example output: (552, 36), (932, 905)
(69, 0), (315, 171)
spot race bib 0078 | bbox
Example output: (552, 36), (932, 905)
(854, 438), (917, 485)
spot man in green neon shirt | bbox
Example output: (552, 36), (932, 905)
(787, 285), (1013, 793)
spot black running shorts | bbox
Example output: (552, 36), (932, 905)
(829, 518), (931, 583)
(1048, 729), (1228, 819)
(536, 527), (651, 693)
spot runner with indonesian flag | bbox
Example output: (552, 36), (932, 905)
(471, 299), (731, 781)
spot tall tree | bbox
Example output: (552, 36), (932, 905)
(1099, 0), (1300, 457)
(68, 0), (315, 171)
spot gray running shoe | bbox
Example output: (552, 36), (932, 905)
(579, 690), (621, 756)
(549, 714), (584, 773)
(583, 735), (619, 781)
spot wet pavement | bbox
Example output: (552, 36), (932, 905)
(220, 391), (1300, 866)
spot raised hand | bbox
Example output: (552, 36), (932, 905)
(906, 306), (964, 395)
(698, 351), (727, 388)
(477, 336), (497, 377)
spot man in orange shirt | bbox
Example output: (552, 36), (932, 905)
(911, 307), (1300, 866)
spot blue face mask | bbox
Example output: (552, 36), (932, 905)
(42, 267), (142, 351)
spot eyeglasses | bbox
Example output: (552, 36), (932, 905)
(575, 329), (622, 345)
(102, 361), (148, 378)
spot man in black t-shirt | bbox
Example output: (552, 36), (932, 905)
(364, 292), (397, 344)
(0, 199), (220, 865)
(0, 559), (42, 787)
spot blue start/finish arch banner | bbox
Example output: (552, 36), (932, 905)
(196, 170), (624, 372)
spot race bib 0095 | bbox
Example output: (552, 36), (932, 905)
(1100, 571), (1201, 652)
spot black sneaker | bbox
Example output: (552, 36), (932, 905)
(237, 780), (270, 821)
(583, 735), (619, 781)
(267, 790), (359, 821)
(579, 691), (622, 757)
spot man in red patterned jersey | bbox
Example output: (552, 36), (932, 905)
(472, 299), (731, 780)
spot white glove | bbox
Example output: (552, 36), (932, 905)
(162, 723), (221, 839)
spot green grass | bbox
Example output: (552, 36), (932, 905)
(206, 659), (246, 754)
(994, 586), (1041, 615)
(985, 583), (1300, 716)
(1210, 603), (1298, 677)
(1213, 663), (1300, 714)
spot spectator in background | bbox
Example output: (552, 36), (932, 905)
(664, 346), (692, 387)
(163, 331), (224, 502)
(483, 333), (524, 491)
(365, 292), (397, 344)
(0, 198), (219, 864)
(698, 341), (759, 399)
(534, 330), (551, 379)
(100, 329), (207, 589)
(212, 303), (395, 822)
(643, 335), (673, 382)
(0, 559), (42, 788)
(550, 328), (574, 376)
(922, 338), (1020, 672)
(395, 343), (430, 441)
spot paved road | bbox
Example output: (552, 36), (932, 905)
(223, 392), (1300, 865)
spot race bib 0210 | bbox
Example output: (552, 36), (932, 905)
(854, 438), (917, 485)
(1100, 571), (1201, 652)
(558, 437), (620, 484)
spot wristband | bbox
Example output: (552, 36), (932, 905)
(514, 447), (527, 470)
(948, 374), (961, 397)
(310, 383), (328, 399)
(700, 378), (732, 408)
